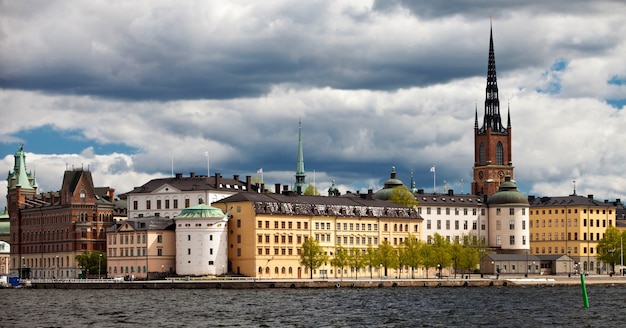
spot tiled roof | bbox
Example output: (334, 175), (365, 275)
(107, 217), (175, 232)
(528, 195), (616, 208)
(215, 192), (420, 219)
(119, 173), (257, 198)
(413, 192), (485, 206)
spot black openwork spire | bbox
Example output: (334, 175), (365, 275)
(481, 23), (505, 133)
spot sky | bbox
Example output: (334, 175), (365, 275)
(1, 0), (625, 210)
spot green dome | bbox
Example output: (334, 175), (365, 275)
(176, 204), (225, 218)
(374, 166), (404, 200)
(488, 176), (529, 206)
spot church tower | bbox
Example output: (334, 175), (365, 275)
(471, 23), (514, 196)
(293, 119), (306, 194)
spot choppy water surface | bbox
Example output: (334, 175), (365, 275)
(1, 285), (623, 327)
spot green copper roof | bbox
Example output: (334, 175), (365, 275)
(488, 176), (528, 206)
(176, 204), (225, 218)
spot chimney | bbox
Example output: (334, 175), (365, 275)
(175, 173), (183, 179)
(260, 183), (265, 193)
(275, 183), (281, 194)
(107, 188), (115, 200)
(417, 189), (424, 194)
(588, 194), (594, 200)
(190, 172), (195, 178)
(246, 175), (252, 192)
(528, 195), (536, 202)
(233, 174), (239, 181)
(448, 189), (454, 196)
(214, 173), (221, 188)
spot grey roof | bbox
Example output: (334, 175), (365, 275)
(536, 254), (573, 261)
(413, 192), (485, 207)
(119, 173), (258, 198)
(528, 195), (617, 208)
(107, 217), (175, 232)
(484, 253), (541, 261)
(215, 192), (420, 219)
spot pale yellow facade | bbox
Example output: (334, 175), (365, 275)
(215, 194), (421, 279)
(529, 195), (616, 274)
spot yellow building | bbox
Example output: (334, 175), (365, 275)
(529, 194), (616, 274)
(106, 217), (176, 279)
(213, 191), (421, 279)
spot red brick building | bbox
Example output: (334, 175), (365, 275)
(7, 145), (118, 279)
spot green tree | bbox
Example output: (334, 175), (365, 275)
(365, 244), (380, 279)
(378, 240), (398, 277)
(299, 238), (328, 279)
(420, 242), (437, 279)
(451, 241), (464, 279)
(597, 226), (624, 274)
(330, 245), (349, 280)
(403, 234), (423, 278)
(304, 184), (320, 196)
(432, 233), (452, 278)
(388, 186), (419, 208)
(348, 248), (367, 279)
(75, 251), (106, 278)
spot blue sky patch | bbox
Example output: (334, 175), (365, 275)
(536, 58), (568, 95)
(0, 125), (136, 157)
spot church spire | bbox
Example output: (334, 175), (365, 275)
(294, 118), (306, 194)
(481, 22), (504, 133)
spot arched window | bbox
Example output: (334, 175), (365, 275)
(274, 267), (279, 274)
(258, 266), (263, 273)
(479, 143), (486, 165)
(281, 267), (286, 274)
(496, 142), (504, 165)
(265, 267), (270, 274)
(289, 267), (293, 274)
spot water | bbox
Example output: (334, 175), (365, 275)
(1, 285), (623, 327)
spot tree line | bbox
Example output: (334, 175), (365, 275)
(300, 233), (485, 279)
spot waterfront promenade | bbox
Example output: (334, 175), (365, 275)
(22, 274), (626, 289)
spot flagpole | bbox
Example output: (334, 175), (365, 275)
(430, 165), (436, 194)
(205, 151), (209, 177)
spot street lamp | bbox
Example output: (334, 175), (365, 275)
(98, 253), (102, 280)
(437, 264), (442, 279)
(608, 249), (615, 276)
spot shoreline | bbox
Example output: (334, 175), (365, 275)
(19, 275), (626, 289)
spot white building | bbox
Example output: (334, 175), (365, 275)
(415, 190), (488, 246)
(486, 176), (530, 253)
(175, 204), (229, 276)
(121, 172), (259, 219)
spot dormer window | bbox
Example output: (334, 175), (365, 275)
(80, 189), (86, 202)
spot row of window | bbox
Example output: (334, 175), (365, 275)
(494, 235), (527, 246)
(258, 220), (309, 230)
(109, 234), (149, 245)
(529, 218), (611, 228)
(419, 207), (484, 216)
(132, 198), (190, 210)
(426, 220), (485, 231)
(531, 208), (612, 215)
(257, 234), (304, 245)
(108, 247), (147, 257)
(531, 232), (604, 242)
(336, 235), (379, 246)
(495, 208), (526, 215)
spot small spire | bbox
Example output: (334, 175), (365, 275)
(474, 101), (479, 129)
(507, 100), (511, 129)
(294, 118), (306, 194)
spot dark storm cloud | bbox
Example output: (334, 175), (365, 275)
(0, 1), (497, 101)
(372, 0), (622, 18)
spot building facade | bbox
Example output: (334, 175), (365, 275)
(528, 194), (616, 274)
(415, 190), (487, 246)
(121, 172), (258, 219)
(175, 204), (229, 276)
(106, 217), (175, 279)
(7, 145), (117, 279)
(213, 190), (421, 279)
